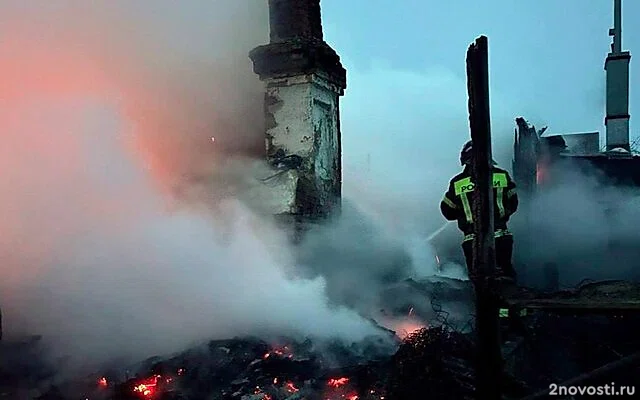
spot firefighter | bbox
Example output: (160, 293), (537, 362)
(440, 140), (518, 281)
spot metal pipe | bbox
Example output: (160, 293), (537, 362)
(613, 0), (622, 53)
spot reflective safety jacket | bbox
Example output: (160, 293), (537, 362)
(440, 165), (518, 241)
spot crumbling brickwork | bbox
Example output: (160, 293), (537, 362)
(248, 0), (346, 225)
(250, 0), (345, 89)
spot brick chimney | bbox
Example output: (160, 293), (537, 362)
(248, 0), (346, 231)
(604, 0), (631, 152)
(268, 0), (323, 43)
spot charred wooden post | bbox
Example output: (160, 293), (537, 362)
(465, 35), (502, 400)
(512, 117), (540, 200)
(511, 117), (541, 282)
(248, 0), (346, 238)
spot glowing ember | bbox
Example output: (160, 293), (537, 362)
(392, 319), (426, 339)
(263, 345), (293, 359)
(133, 375), (161, 398)
(210, 136), (215, 143)
(327, 377), (350, 388)
(252, 385), (273, 400)
(408, 306), (414, 316)
(285, 381), (299, 392)
(98, 377), (108, 387)
(273, 377), (278, 384)
(177, 368), (185, 376)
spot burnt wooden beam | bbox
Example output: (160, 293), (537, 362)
(505, 299), (640, 312)
(466, 35), (502, 400)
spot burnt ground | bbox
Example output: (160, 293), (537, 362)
(3, 278), (640, 400)
(4, 327), (482, 400)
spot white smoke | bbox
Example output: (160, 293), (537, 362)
(515, 158), (640, 287)
(0, 0), (382, 374)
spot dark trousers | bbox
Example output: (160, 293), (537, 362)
(461, 235), (516, 279)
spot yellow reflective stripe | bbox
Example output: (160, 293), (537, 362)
(460, 193), (473, 224)
(463, 229), (511, 242)
(453, 177), (474, 224)
(496, 187), (505, 218)
(495, 229), (511, 237)
(454, 177), (474, 195)
(492, 172), (508, 188)
(454, 173), (508, 224)
(442, 196), (457, 209)
(454, 173), (507, 194)
(499, 308), (509, 318)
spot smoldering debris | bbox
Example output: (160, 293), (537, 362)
(34, 335), (396, 400)
(26, 328), (486, 400)
(0, 277), (476, 399)
(386, 327), (476, 400)
(7, 298), (640, 400)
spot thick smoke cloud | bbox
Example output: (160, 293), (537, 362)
(513, 157), (640, 288)
(294, 61), (520, 324)
(9, 0), (634, 381)
(0, 0), (382, 374)
(339, 62), (517, 244)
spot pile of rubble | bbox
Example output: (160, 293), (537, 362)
(386, 327), (475, 400)
(1, 277), (482, 400)
(35, 335), (393, 400)
(21, 326), (484, 400)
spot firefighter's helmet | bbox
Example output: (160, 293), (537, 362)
(460, 140), (473, 165)
(460, 140), (497, 166)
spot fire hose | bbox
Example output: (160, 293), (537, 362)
(426, 221), (454, 243)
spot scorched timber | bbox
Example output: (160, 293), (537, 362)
(502, 280), (640, 314)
